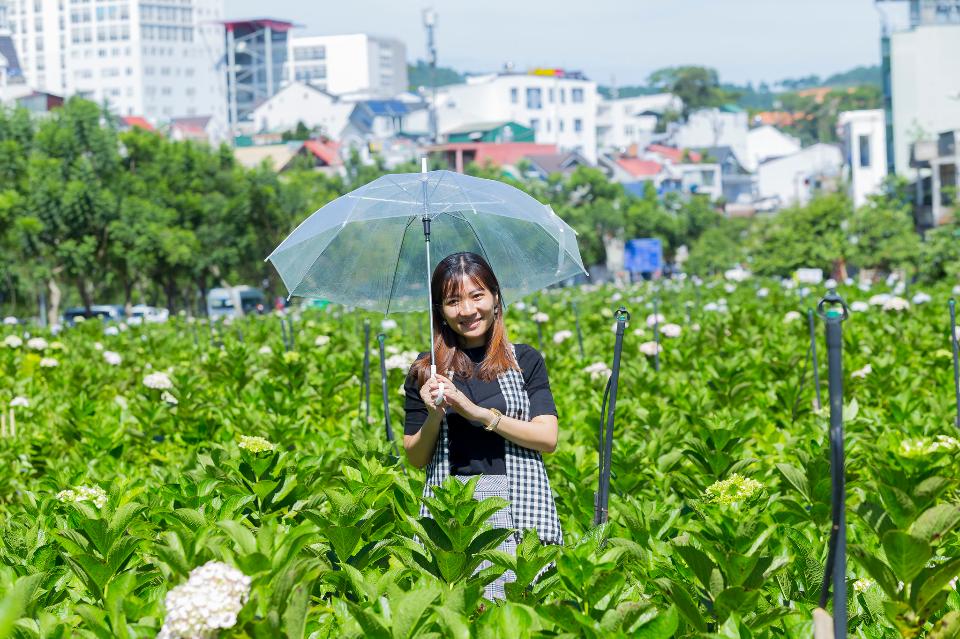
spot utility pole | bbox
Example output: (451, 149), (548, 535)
(423, 8), (438, 144)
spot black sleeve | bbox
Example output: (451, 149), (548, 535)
(403, 353), (430, 436)
(518, 344), (558, 418)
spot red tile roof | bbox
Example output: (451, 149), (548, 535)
(431, 142), (558, 166)
(303, 139), (342, 166)
(646, 144), (701, 163)
(121, 116), (154, 131)
(615, 158), (662, 178)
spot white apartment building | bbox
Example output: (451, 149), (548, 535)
(434, 70), (598, 163)
(287, 33), (406, 98)
(596, 92), (680, 152)
(744, 125), (801, 172)
(884, 6), (960, 176)
(838, 110), (887, 208)
(667, 107), (749, 168)
(250, 81), (352, 136)
(756, 143), (844, 208)
(4, 0), (226, 123)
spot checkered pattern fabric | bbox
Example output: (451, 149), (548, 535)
(453, 474), (516, 601)
(421, 345), (564, 546)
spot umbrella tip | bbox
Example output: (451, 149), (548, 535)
(421, 156), (428, 174)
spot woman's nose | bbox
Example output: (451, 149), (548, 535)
(458, 299), (477, 315)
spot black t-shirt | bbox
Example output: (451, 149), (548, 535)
(403, 343), (557, 475)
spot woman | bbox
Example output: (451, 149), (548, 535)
(403, 251), (563, 601)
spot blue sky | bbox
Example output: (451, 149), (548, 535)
(227, 0), (898, 86)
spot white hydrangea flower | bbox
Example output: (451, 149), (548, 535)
(853, 578), (875, 593)
(257, 345), (273, 356)
(39, 357), (59, 368)
(783, 311), (802, 323)
(756, 287), (769, 298)
(639, 341), (662, 357)
(114, 395), (128, 410)
(157, 561), (251, 639)
(660, 323), (682, 338)
(143, 372), (174, 390)
(314, 335), (331, 346)
(103, 351), (122, 366)
(532, 312), (549, 324)
(238, 435), (275, 453)
(691, 323), (701, 332)
(646, 313), (665, 327)
(380, 319), (397, 331)
(73, 315), (86, 323)
(858, 282), (872, 292)
(9, 396), (29, 408)
(850, 301), (869, 312)
(911, 292), (932, 305)
(953, 285), (960, 296)
(704, 474), (762, 504)
(704, 302), (720, 312)
(57, 485), (108, 510)
(384, 350), (419, 371)
(824, 278), (838, 289)
(724, 268), (750, 282)
(869, 293), (891, 306)
(27, 337), (48, 351)
(513, 301), (527, 311)
(724, 283), (736, 294)
(2, 316), (16, 326)
(583, 362), (611, 381)
(385, 345), (400, 355)
(553, 330), (573, 344)
(851, 364), (872, 379)
(103, 326), (119, 336)
(3, 335), (22, 348)
(882, 296), (910, 312)
(161, 391), (178, 406)
(93, 341), (104, 351)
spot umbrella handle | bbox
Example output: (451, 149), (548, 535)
(431, 365), (445, 406)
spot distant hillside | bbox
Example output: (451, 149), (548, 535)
(407, 60), (464, 91)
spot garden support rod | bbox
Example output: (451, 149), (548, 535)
(362, 319), (371, 423)
(950, 299), (959, 430)
(595, 306), (629, 526)
(572, 300), (585, 360)
(816, 291), (849, 639)
(377, 333), (400, 457)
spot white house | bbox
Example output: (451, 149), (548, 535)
(756, 143), (844, 208)
(287, 34), (407, 99)
(667, 107), (749, 168)
(837, 110), (887, 208)
(434, 70), (598, 163)
(596, 92), (680, 152)
(250, 82), (353, 136)
(744, 125), (801, 171)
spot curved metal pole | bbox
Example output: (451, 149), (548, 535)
(950, 299), (959, 430)
(421, 158), (444, 406)
(595, 306), (629, 526)
(377, 333), (400, 457)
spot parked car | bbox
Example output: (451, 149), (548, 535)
(206, 286), (266, 320)
(129, 305), (169, 323)
(63, 305), (125, 326)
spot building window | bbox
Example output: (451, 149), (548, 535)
(510, 87), (518, 104)
(573, 118), (582, 132)
(572, 88), (584, 103)
(526, 87), (542, 110)
(548, 87), (554, 103)
(558, 119), (564, 132)
(858, 134), (871, 168)
(545, 120), (551, 133)
(530, 118), (540, 132)
(559, 88), (566, 104)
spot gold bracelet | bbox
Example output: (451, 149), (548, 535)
(484, 407), (503, 432)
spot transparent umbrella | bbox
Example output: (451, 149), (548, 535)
(266, 164), (588, 397)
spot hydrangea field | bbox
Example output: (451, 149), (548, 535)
(2, 278), (960, 638)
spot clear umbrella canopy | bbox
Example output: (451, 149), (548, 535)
(267, 170), (587, 314)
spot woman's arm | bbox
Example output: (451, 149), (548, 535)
(403, 409), (443, 468)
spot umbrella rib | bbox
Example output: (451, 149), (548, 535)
(448, 210), (495, 276)
(384, 215), (419, 316)
(382, 174), (421, 203)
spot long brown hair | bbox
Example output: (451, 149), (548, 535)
(409, 252), (517, 386)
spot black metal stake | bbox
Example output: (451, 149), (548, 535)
(950, 299), (960, 429)
(286, 316), (295, 349)
(595, 306), (630, 526)
(572, 300), (585, 360)
(280, 316), (289, 352)
(808, 308), (822, 411)
(377, 333), (400, 457)
(817, 291), (849, 639)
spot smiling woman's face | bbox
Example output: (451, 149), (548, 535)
(440, 275), (498, 348)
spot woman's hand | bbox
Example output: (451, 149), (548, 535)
(418, 377), (447, 417)
(432, 374), (481, 421)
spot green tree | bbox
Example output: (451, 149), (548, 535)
(847, 192), (921, 274)
(647, 66), (739, 118)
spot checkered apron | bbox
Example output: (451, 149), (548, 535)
(420, 346), (564, 549)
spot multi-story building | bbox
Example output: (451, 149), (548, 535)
(223, 18), (292, 127)
(878, 0), (960, 177)
(596, 92), (679, 152)
(434, 69), (598, 163)
(4, 0), (227, 123)
(838, 110), (888, 208)
(286, 33), (406, 98)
